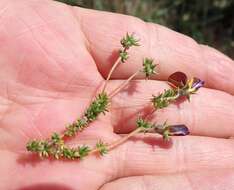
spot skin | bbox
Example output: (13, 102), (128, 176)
(0, 0), (234, 189)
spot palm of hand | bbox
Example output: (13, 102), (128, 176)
(1, 1), (234, 190)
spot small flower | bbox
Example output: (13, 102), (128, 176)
(168, 72), (204, 92)
(120, 33), (140, 49)
(168, 71), (187, 88)
(167, 72), (204, 102)
(167, 124), (190, 136)
(186, 77), (205, 95)
(154, 123), (190, 140)
(142, 58), (157, 78)
(191, 78), (205, 91)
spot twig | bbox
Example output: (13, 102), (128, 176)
(109, 70), (139, 98)
(89, 127), (142, 155)
(102, 57), (122, 92)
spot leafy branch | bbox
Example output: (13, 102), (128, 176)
(26, 33), (204, 161)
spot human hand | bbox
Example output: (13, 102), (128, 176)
(0, 1), (234, 189)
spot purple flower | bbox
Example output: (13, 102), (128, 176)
(192, 78), (205, 91)
(154, 124), (190, 138)
(168, 124), (190, 136)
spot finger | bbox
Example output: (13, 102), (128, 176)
(108, 80), (234, 138)
(110, 136), (234, 178)
(75, 7), (234, 94)
(100, 170), (234, 190)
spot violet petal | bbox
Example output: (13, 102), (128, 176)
(168, 124), (190, 136)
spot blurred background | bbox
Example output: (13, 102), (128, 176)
(55, 0), (234, 58)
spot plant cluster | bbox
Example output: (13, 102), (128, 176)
(26, 33), (204, 160)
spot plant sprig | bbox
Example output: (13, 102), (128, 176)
(26, 32), (204, 161)
(152, 77), (204, 109)
(142, 58), (158, 78)
(120, 32), (140, 50)
(109, 58), (157, 98)
(152, 88), (178, 109)
(64, 92), (109, 137)
(103, 33), (140, 92)
(85, 92), (109, 122)
(26, 138), (91, 160)
(119, 33), (139, 62)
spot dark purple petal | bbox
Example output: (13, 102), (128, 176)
(168, 71), (187, 88)
(192, 78), (205, 90)
(168, 124), (190, 136)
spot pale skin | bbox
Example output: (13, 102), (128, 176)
(0, 0), (234, 190)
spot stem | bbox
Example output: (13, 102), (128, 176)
(89, 90), (186, 156)
(102, 57), (122, 92)
(109, 70), (139, 98)
(165, 93), (180, 102)
(89, 127), (142, 155)
(144, 108), (156, 120)
(109, 127), (142, 149)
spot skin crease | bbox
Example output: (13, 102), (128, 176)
(0, 0), (234, 190)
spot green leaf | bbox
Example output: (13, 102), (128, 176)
(78, 145), (91, 159)
(64, 118), (88, 137)
(85, 92), (109, 122)
(51, 133), (61, 144)
(142, 58), (157, 78)
(120, 33), (140, 49)
(96, 140), (108, 156)
(119, 50), (129, 62)
(136, 118), (153, 129)
(152, 89), (177, 109)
